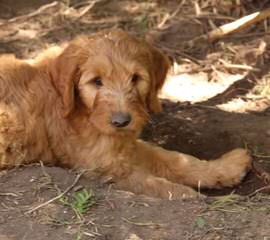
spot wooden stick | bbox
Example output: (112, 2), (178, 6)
(219, 59), (260, 72)
(189, 8), (270, 45)
(0, 1), (61, 27)
(25, 170), (86, 214)
(157, 0), (186, 29)
(76, 0), (100, 20)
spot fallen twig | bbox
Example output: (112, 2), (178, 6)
(157, 0), (186, 29)
(0, 192), (19, 197)
(122, 217), (163, 227)
(248, 185), (270, 197)
(25, 170), (86, 214)
(188, 14), (235, 21)
(252, 160), (270, 185)
(159, 45), (201, 65)
(75, 0), (99, 20)
(0, 1), (62, 27)
(219, 59), (260, 72)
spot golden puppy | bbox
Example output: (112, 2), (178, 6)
(0, 30), (251, 199)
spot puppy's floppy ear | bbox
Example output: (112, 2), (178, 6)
(147, 46), (170, 113)
(50, 39), (87, 117)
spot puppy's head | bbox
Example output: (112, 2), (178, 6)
(50, 30), (170, 134)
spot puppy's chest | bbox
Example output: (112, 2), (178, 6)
(67, 135), (136, 176)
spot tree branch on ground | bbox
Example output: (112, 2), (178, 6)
(189, 8), (270, 46)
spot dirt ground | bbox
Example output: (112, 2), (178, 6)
(1, 0), (270, 239)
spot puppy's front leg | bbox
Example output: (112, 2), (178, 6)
(136, 141), (252, 189)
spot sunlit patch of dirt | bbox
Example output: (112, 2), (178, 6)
(161, 70), (270, 113)
(217, 96), (270, 113)
(161, 72), (244, 102)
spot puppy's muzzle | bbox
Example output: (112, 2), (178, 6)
(111, 112), (131, 128)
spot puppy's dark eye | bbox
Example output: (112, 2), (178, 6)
(131, 73), (140, 84)
(92, 77), (103, 88)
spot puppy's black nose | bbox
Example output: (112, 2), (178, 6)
(111, 112), (131, 128)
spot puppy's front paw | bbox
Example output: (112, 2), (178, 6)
(164, 183), (205, 200)
(215, 148), (252, 187)
(145, 177), (204, 199)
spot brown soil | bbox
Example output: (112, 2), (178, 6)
(1, 0), (270, 239)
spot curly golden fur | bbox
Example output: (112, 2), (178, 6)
(0, 30), (251, 199)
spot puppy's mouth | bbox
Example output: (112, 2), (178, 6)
(100, 124), (139, 137)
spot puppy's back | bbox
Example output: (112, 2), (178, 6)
(0, 54), (36, 102)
